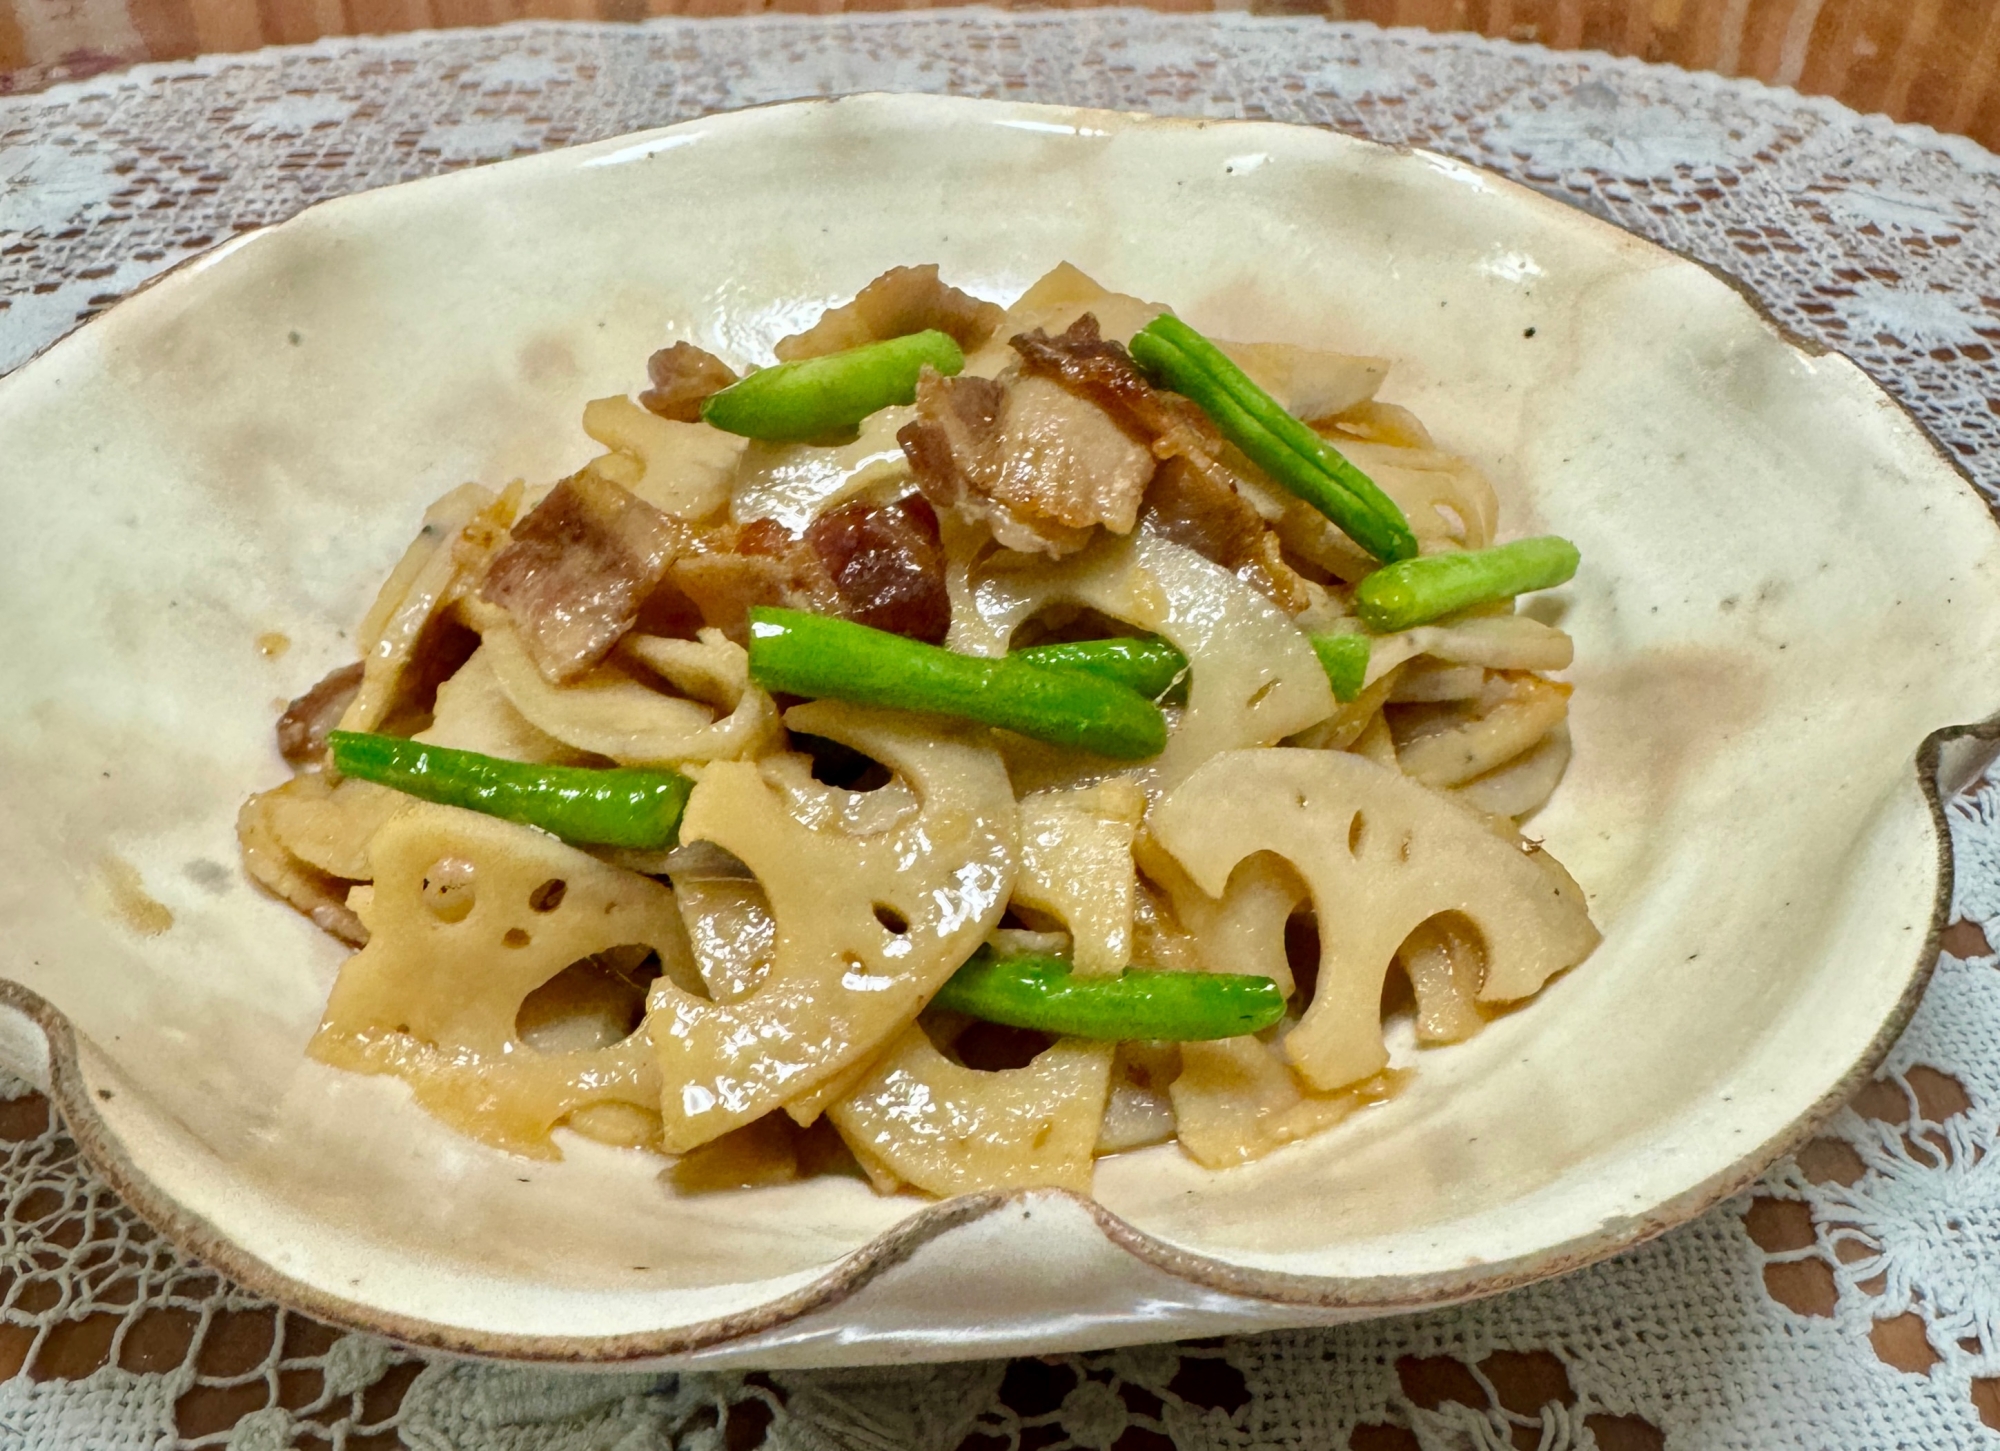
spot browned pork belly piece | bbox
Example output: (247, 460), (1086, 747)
(1016, 314), (1317, 612)
(805, 494), (951, 644)
(672, 497), (951, 643)
(671, 518), (844, 642)
(775, 264), (1009, 361)
(1139, 454), (1266, 571)
(1140, 459), (1315, 614)
(479, 473), (686, 683)
(898, 368), (1156, 557)
(638, 342), (739, 422)
(1009, 313), (1242, 496)
(276, 660), (365, 767)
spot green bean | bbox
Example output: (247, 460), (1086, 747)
(1011, 636), (1189, 701)
(700, 330), (963, 441)
(327, 732), (692, 850)
(1353, 536), (1580, 633)
(1308, 633), (1372, 702)
(1129, 315), (1418, 564)
(746, 608), (1166, 760)
(934, 949), (1286, 1041)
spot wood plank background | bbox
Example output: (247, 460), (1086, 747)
(2, 0), (1997, 154)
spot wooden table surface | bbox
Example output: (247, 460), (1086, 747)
(2, 0), (1997, 156)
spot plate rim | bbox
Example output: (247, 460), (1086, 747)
(4, 88), (1994, 1362)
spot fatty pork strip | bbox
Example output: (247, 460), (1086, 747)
(902, 312), (1315, 611)
(480, 473), (687, 683)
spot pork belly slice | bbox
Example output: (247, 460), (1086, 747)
(671, 518), (841, 644)
(479, 473), (686, 683)
(673, 497), (950, 644)
(1139, 454), (1267, 572)
(1016, 314), (1317, 611)
(276, 660), (365, 767)
(805, 493), (951, 644)
(1009, 312), (1235, 491)
(898, 367), (1155, 557)
(638, 341), (739, 423)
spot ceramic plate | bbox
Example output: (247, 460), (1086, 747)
(2, 94), (1997, 1368)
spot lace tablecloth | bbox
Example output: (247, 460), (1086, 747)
(5, 12), (2000, 1448)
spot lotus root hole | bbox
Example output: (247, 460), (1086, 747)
(1348, 811), (1367, 856)
(515, 949), (659, 1050)
(873, 903), (910, 936)
(420, 857), (477, 923)
(528, 878), (568, 913)
(948, 1020), (1055, 1072)
(502, 927), (531, 948)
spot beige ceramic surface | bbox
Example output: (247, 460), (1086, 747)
(0, 94), (1997, 1367)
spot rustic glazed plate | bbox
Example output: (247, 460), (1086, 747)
(1, 94), (1997, 1368)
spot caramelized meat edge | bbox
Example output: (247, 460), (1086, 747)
(276, 660), (365, 767)
(639, 342), (739, 423)
(1011, 314), (1317, 611)
(897, 361), (1155, 557)
(671, 496), (950, 644)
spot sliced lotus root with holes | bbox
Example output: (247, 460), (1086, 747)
(236, 792), (368, 945)
(945, 531), (1333, 794)
(1399, 913), (1487, 1045)
(1015, 781), (1146, 976)
(1152, 749), (1598, 1092)
(827, 1022), (1112, 1195)
(256, 771), (402, 883)
(1169, 1035), (1360, 1170)
(1134, 836), (1304, 996)
(650, 700), (1016, 1153)
(311, 802), (701, 1158)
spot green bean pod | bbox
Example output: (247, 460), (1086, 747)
(1011, 636), (1189, 701)
(1129, 315), (1418, 565)
(747, 608), (1167, 760)
(327, 732), (693, 850)
(1308, 633), (1372, 702)
(934, 950), (1287, 1041)
(700, 330), (964, 441)
(1353, 536), (1581, 633)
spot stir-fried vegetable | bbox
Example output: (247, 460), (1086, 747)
(746, 607), (1168, 760)
(327, 732), (692, 850)
(1353, 535), (1580, 633)
(1128, 314), (1418, 565)
(1308, 633), (1372, 702)
(935, 948), (1287, 1040)
(1012, 636), (1188, 700)
(701, 329), (964, 441)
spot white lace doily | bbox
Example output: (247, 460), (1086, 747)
(5, 13), (2000, 1448)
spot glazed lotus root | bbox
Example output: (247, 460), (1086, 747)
(311, 802), (700, 1157)
(949, 531), (1333, 793)
(477, 616), (778, 766)
(649, 700), (1016, 1153)
(1170, 1036), (1358, 1170)
(827, 1023), (1113, 1196)
(251, 260), (1595, 1195)
(1152, 749), (1599, 1092)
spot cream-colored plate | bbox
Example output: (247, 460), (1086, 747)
(1, 94), (1996, 1368)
